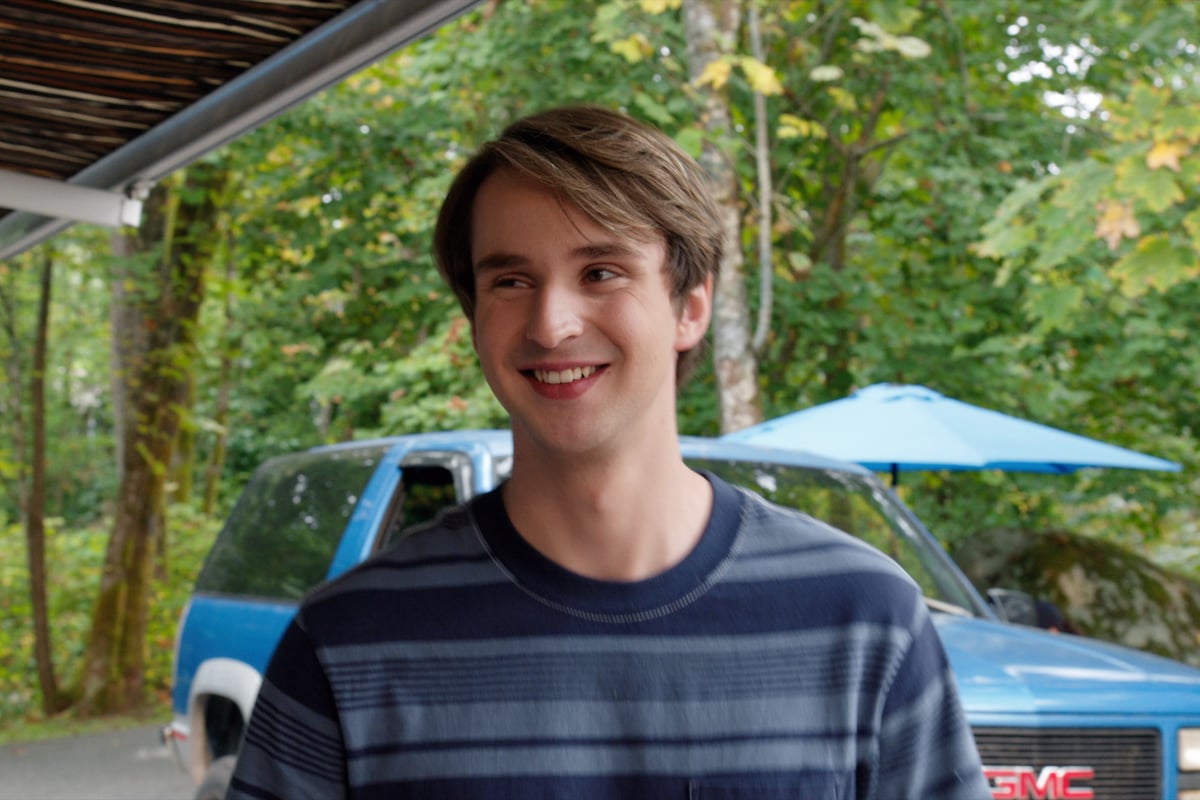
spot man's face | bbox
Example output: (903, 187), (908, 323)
(469, 168), (710, 459)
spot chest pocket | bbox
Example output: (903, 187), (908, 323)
(688, 772), (848, 799)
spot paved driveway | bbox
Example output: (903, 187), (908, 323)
(0, 723), (193, 800)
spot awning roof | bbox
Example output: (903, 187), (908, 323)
(0, 0), (479, 260)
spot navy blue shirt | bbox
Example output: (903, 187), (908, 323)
(229, 474), (988, 799)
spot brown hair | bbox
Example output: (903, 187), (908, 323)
(433, 104), (722, 383)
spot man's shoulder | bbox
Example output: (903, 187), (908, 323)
(727, 483), (922, 593)
(300, 501), (494, 609)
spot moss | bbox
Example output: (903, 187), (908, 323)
(952, 527), (1200, 667)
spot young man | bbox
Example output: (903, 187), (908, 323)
(228, 105), (990, 799)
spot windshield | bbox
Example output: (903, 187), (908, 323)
(196, 442), (393, 600)
(689, 458), (987, 616)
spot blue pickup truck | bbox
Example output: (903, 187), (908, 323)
(164, 429), (1200, 800)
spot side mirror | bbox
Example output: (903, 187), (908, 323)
(986, 587), (1038, 627)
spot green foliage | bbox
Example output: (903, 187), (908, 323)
(369, 318), (507, 435)
(0, 506), (219, 726)
(1, 241), (116, 528)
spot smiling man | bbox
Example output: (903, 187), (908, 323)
(227, 105), (990, 799)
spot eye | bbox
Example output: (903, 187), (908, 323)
(584, 266), (619, 283)
(491, 274), (530, 289)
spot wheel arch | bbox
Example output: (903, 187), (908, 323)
(186, 657), (262, 784)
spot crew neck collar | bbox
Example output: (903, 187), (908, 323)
(470, 472), (744, 623)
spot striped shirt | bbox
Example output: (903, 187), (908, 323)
(229, 474), (989, 799)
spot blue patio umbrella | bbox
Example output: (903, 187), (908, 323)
(722, 383), (1181, 485)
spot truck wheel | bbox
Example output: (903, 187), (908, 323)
(194, 755), (237, 800)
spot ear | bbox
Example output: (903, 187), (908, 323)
(674, 273), (713, 352)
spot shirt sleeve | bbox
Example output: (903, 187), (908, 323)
(226, 618), (348, 800)
(870, 603), (993, 800)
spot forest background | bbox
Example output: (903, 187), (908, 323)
(1, 0), (1198, 727)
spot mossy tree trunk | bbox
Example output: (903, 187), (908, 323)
(77, 159), (230, 715)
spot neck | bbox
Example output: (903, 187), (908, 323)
(502, 440), (713, 582)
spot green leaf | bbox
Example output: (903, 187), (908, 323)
(632, 94), (673, 126)
(1128, 84), (1166, 129)
(1182, 208), (1200, 246)
(1050, 159), (1114, 210)
(1158, 105), (1200, 143)
(1111, 234), (1200, 296)
(1030, 221), (1090, 272)
(673, 127), (705, 160)
(990, 176), (1054, 226)
(973, 220), (1038, 260)
(1023, 284), (1085, 332)
(1115, 156), (1185, 214)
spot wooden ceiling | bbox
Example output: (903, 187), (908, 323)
(0, 0), (477, 257)
(0, 0), (359, 182)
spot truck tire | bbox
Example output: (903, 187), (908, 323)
(194, 755), (237, 800)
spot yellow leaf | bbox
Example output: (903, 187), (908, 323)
(639, 0), (681, 11)
(610, 34), (651, 63)
(740, 57), (783, 95)
(827, 86), (857, 112)
(1094, 199), (1140, 250)
(777, 114), (827, 140)
(695, 59), (732, 91)
(1146, 139), (1189, 172)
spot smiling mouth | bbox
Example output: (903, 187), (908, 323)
(530, 365), (601, 385)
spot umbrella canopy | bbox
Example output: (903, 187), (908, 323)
(722, 383), (1181, 482)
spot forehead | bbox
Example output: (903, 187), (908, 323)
(470, 168), (664, 262)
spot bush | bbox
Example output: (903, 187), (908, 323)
(0, 506), (220, 728)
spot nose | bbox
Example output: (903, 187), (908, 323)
(525, 283), (584, 348)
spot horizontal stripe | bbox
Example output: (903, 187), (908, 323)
(724, 538), (915, 585)
(320, 626), (907, 709)
(348, 736), (864, 782)
(319, 625), (906, 662)
(341, 696), (878, 748)
(351, 772), (848, 800)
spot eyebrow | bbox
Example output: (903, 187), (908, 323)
(473, 241), (641, 274)
(473, 252), (526, 274)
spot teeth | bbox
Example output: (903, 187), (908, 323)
(534, 366), (597, 385)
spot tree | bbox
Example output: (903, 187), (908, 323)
(78, 158), (231, 715)
(684, 0), (763, 433)
(0, 248), (70, 714)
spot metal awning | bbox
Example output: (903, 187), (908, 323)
(0, 0), (479, 260)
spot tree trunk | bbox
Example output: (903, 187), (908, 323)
(171, 372), (195, 507)
(1, 253), (70, 714)
(28, 250), (71, 714)
(683, 0), (763, 434)
(78, 160), (229, 715)
(202, 255), (236, 515)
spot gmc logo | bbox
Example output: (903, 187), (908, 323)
(985, 765), (1096, 799)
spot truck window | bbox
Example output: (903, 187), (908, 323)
(379, 465), (459, 549)
(194, 443), (392, 600)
